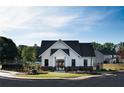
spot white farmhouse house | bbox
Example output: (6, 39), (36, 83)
(95, 49), (117, 64)
(39, 39), (96, 71)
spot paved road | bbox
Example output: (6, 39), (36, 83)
(0, 72), (124, 87)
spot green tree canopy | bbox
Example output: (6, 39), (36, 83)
(0, 36), (18, 64)
(92, 42), (116, 53)
(92, 42), (104, 50)
(17, 45), (27, 60)
(103, 43), (115, 51)
(103, 42), (116, 53)
(118, 42), (124, 50)
(21, 46), (37, 63)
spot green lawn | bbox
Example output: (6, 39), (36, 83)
(17, 72), (91, 79)
(103, 64), (124, 70)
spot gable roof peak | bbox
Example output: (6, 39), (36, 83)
(40, 40), (95, 57)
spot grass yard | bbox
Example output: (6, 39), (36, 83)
(103, 64), (124, 71)
(17, 72), (91, 79)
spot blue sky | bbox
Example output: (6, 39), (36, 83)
(0, 6), (124, 46)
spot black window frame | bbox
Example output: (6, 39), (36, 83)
(84, 59), (88, 67)
(44, 59), (49, 67)
(72, 59), (76, 67)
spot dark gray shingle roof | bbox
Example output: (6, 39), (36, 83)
(63, 41), (81, 56)
(40, 40), (56, 55)
(80, 43), (95, 57)
(40, 40), (95, 57)
(50, 49), (58, 55)
(98, 49), (116, 55)
(62, 49), (69, 56)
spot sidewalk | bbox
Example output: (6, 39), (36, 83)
(0, 70), (20, 78)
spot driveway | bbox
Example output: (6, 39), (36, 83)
(0, 71), (124, 87)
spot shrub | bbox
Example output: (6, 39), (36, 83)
(90, 71), (102, 75)
(27, 69), (48, 75)
(120, 69), (124, 70)
(2, 64), (24, 71)
(65, 67), (93, 72)
(32, 69), (38, 74)
(100, 69), (107, 71)
(23, 63), (42, 72)
(41, 67), (55, 71)
(108, 69), (114, 71)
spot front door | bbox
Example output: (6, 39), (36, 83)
(56, 59), (64, 71)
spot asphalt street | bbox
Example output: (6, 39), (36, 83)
(0, 72), (124, 87)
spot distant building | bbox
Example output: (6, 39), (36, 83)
(95, 49), (117, 64)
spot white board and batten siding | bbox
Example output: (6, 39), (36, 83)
(41, 41), (96, 67)
(95, 50), (104, 64)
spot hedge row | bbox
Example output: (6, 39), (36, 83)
(1, 64), (93, 72)
(2, 64), (24, 71)
(41, 66), (93, 72)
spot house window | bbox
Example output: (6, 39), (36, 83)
(72, 59), (76, 67)
(84, 59), (88, 67)
(45, 59), (49, 66)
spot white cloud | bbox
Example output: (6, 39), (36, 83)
(0, 7), (36, 30)
(14, 31), (72, 46)
(0, 7), (78, 31)
(0, 7), (77, 29)
(0, 7), (78, 45)
(0, 7), (119, 45)
(23, 31), (62, 39)
(41, 15), (77, 28)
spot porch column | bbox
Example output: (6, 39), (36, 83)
(64, 57), (66, 67)
(91, 57), (92, 66)
(54, 57), (56, 67)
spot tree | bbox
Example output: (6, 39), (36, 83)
(21, 46), (37, 63)
(34, 44), (38, 59)
(117, 48), (124, 59)
(92, 42), (103, 50)
(116, 42), (124, 60)
(117, 42), (124, 50)
(0, 36), (18, 64)
(92, 42), (116, 53)
(103, 42), (115, 51)
(33, 44), (40, 61)
(17, 45), (27, 60)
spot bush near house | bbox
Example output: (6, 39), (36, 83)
(65, 66), (93, 72)
(22, 63), (42, 73)
(41, 67), (55, 71)
(103, 64), (124, 71)
(23, 63), (48, 75)
(41, 66), (93, 72)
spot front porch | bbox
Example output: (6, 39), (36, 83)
(55, 59), (65, 71)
